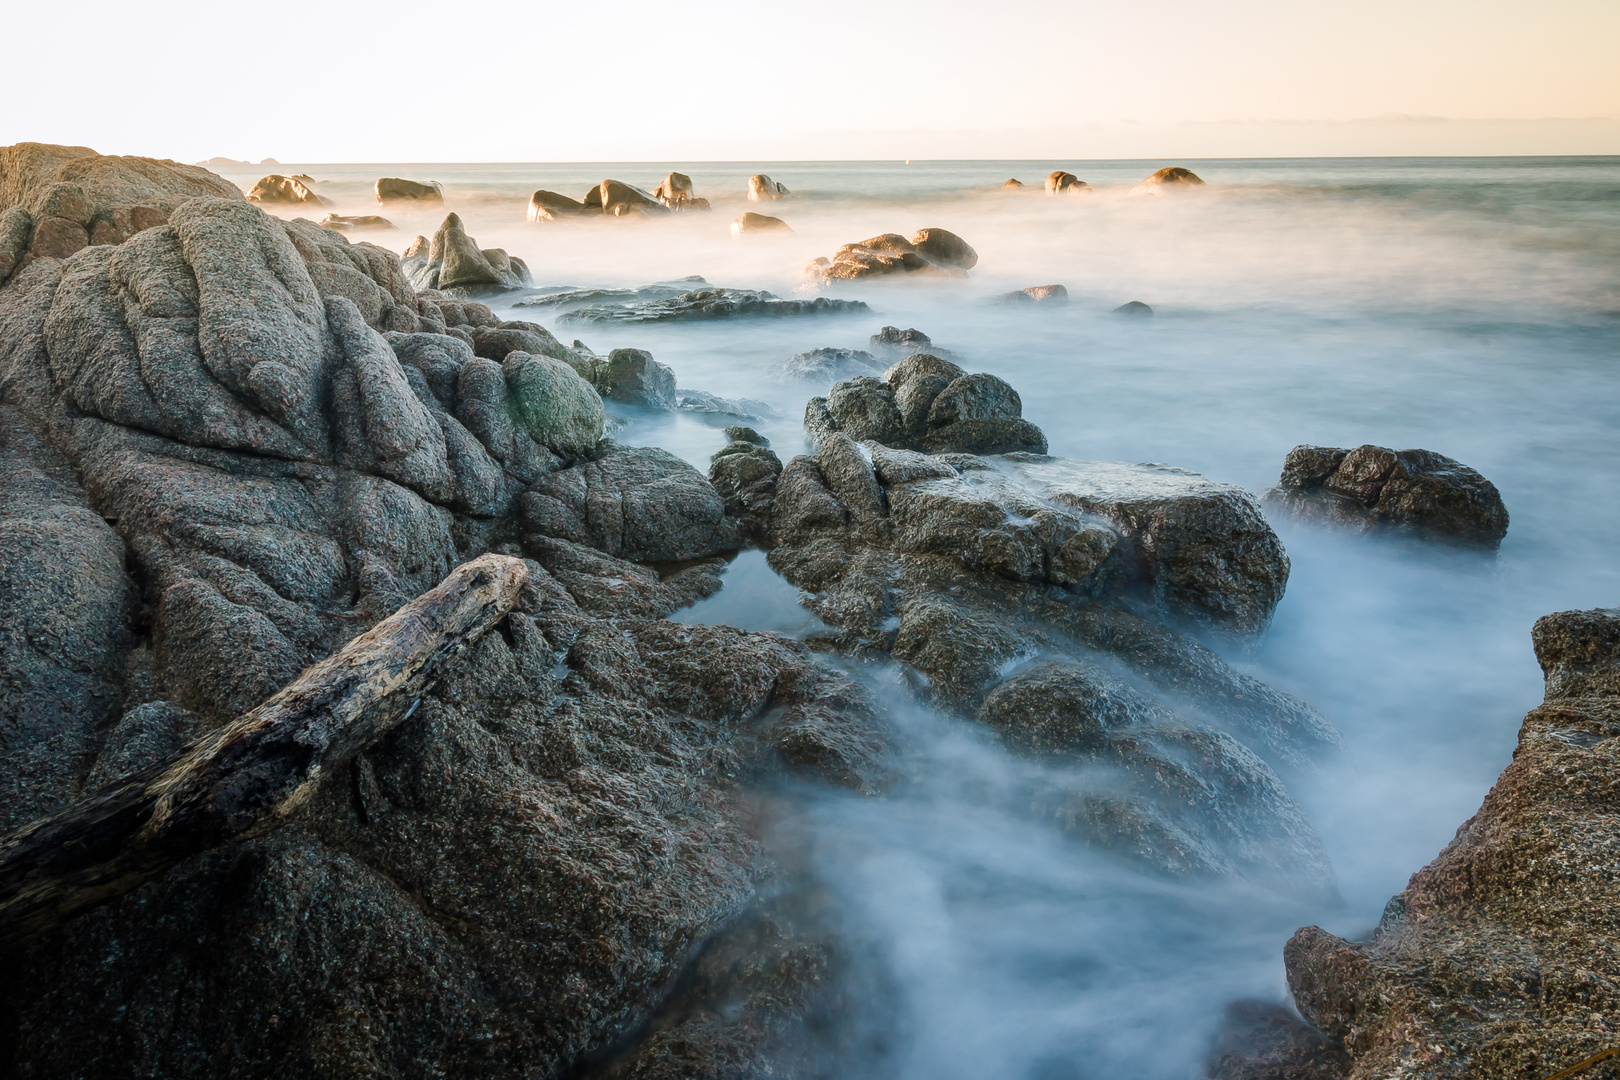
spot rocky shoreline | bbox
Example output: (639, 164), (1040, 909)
(0, 143), (1606, 1079)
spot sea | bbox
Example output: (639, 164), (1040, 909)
(220, 156), (1620, 1078)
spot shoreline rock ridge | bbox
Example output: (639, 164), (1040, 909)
(0, 145), (891, 1077)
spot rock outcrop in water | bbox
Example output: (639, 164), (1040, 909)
(1262, 444), (1510, 548)
(374, 177), (443, 204)
(998, 284), (1069, 304)
(1046, 170), (1090, 195)
(246, 173), (331, 207)
(1133, 166), (1205, 194)
(806, 228), (979, 282)
(749, 174), (790, 201)
(321, 213), (394, 232)
(1221, 607), (1620, 1079)
(805, 354), (1048, 455)
(556, 287), (870, 324)
(401, 212), (532, 295)
(732, 211), (792, 236)
(714, 365), (1338, 888)
(0, 146), (892, 1078)
(771, 346), (884, 385)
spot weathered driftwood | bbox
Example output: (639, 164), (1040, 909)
(0, 553), (529, 949)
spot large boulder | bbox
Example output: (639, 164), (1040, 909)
(748, 174), (789, 201)
(0, 143), (242, 286)
(1272, 608), (1620, 1078)
(1262, 444), (1510, 548)
(584, 179), (667, 217)
(401, 213), (532, 294)
(503, 351), (606, 458)
(374, 177), (442, 204)
(246, 174), (332, 207)
(909, 227), (977, 269)
(806, 354), (1048, 456)
(651, 172), (707, 210)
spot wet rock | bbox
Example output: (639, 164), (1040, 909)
(1205, 1000), (1350, 1080)
(374, 177), (442, 204)
(511, 277), (710, 313)
(320, 214), (393, 232)
(869, 325), (934, 362)
(556, 287), (869, 325)
(1133, 166), (1205, 194)
(594, 347), (677, 409)
(1272, 608), (1620, 1079)
(910, 227), (978, 269)
(246, 173), (331, 207)
(1262, 444), (1510, 548)
(806, 354), (1048, 456)
(401, 212), (532, 294)
(709, 427), (784, 542)
(758, 428), (1329, 885)
(528, 188), (594, 221)
(673, 389), (779, 422)
(1114, 300), (1153, 317)
(770, 346), (883, 384)
(523, 442), (739, 562)
(998, 284), (1069, 304)
(731, 211), (792, 236)
(979, 660), (1334, 888)
(748, 174), (790, 201)
(1046, 170), (1090, 195)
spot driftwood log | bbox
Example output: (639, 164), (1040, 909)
(0, 552), (529, 949)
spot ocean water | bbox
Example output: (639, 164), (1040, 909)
(242, 157), (1620, 1076)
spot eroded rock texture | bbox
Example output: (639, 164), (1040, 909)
(1263, 444), (1509, 548)
(1260, 607), (1620, 1079)
(0, 147), (898, 1078)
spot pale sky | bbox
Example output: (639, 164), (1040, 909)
(7, 0), (1617, 160)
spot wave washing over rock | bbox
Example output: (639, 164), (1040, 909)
(0, 145), (1617, 1080)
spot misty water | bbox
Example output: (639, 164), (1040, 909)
(242, 157), (1620, 1076)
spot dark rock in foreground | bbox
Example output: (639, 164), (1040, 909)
(1205, 1000), (1350, 1080)
(556, 288), (869, 325)
(1257, 607), (1620, 1078)
(1263, 444), (1509, 548)
(0, 145), (889, 1078)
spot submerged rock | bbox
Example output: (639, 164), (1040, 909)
(246, 173), (331, 207)
(1268, 608), (1620, 1078)
(1002, 177), (1024, 189)
(1114, 300), (1153, 317)
(374, 177), (443, 204)
(805, 354), (1048, 455)
(401, 212), (532, 295)
(748, 173), (790, 201)
(998, 284), (1069, 304)
(731, 211), (792, 236)
(1262, 444), (1510, 547)
(511, 277), (710, 312)
(771, 346), (883, 384)
(556, 287), (869, 325)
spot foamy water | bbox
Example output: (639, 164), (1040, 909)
(241, 157), (1620, 1076)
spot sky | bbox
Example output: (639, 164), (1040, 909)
(5, 0), (1617, 161)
